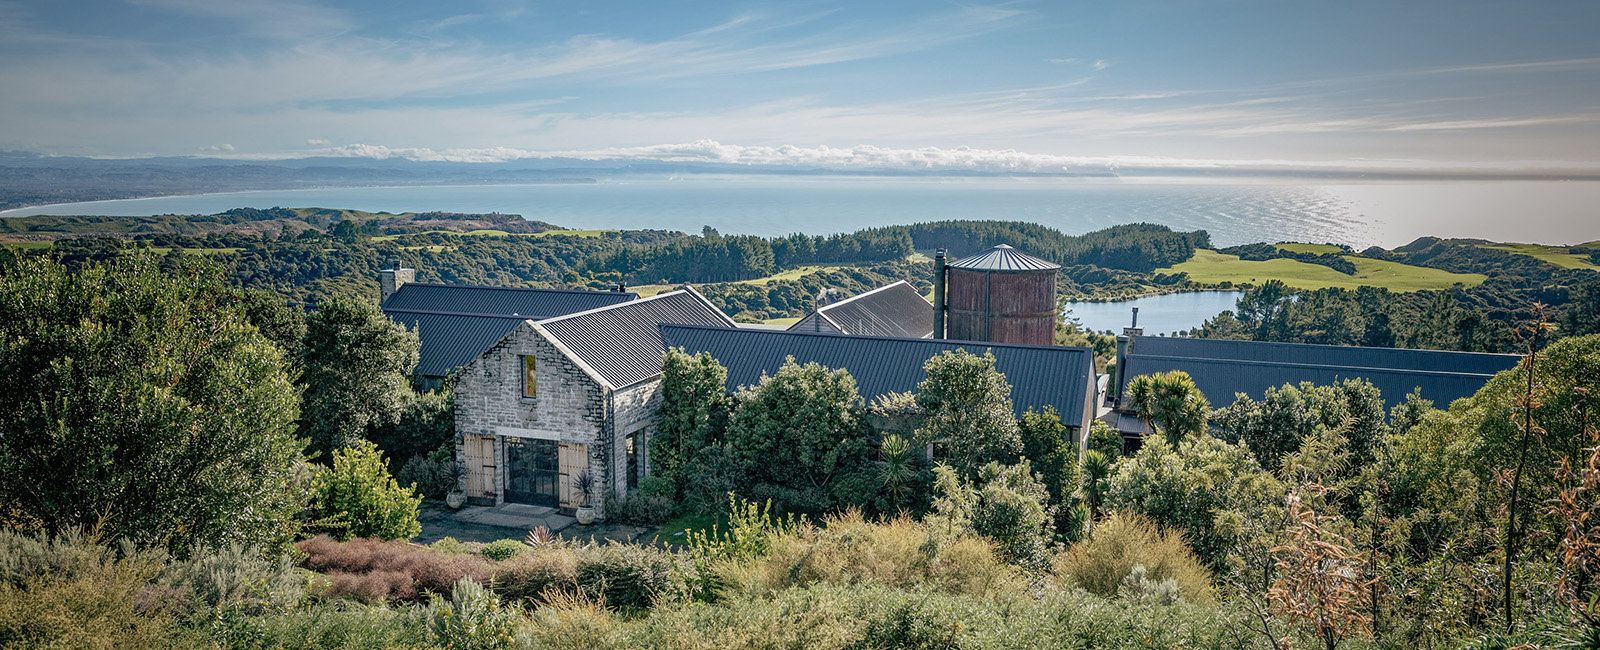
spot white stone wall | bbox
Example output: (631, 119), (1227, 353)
(610, 379), (663, 495)
(455, 321), (613, 511)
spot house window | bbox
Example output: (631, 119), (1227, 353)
(521, 355), (536, 398)
(625, 431), (639, 491)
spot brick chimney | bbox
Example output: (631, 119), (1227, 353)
(378, 260), (414, 305)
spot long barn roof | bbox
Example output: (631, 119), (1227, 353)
(660, 324), (1096, 424)
(1118, 335), (1521, 411)
(382, 283), (637, 377)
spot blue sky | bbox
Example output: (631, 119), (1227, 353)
(1, 0), (1597, 173)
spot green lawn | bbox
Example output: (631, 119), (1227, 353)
(1274, 243), (1346, 255)
(1, 241), (54, 250)
(649, 513), (727, 546)
(1158, 249), (1485, 292)
(1481, 243), (1600, 271)
(762, 316), (802, 327)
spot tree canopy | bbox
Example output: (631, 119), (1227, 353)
(0, 255), (302, 554)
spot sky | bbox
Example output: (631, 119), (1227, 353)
(1, 0), (1598, 175)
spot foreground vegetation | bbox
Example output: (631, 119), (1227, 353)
(3, 251), (1600, 649)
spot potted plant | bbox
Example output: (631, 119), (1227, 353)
(571, 470), (597, 525)
(445, 460), (468, 509)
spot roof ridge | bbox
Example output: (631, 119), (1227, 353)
(1136, 334), (1521, 359)
(396, 282), (639, 297)
(535, 289), (693, 325)
(816, 280), (919, 312)
(658, 322), (1093, 354)
(384, 309), (542, 319)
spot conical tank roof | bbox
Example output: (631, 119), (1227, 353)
(946, 244), (1059, 271)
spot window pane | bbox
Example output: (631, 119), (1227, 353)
(522, 355), (536, 398)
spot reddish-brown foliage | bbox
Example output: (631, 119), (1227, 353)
(297, 535), (493, 601)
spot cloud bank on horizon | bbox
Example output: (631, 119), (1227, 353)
(1, 0), (1597, 176)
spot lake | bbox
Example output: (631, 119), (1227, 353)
(1065, 291), (1243, 336)
(5, 176), (1598, 249)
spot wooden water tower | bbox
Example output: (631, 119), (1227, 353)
(934, 244), (1059, 346)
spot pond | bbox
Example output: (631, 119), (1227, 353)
(1064, 291), (1242, 337)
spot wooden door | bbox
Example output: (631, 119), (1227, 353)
(558, 442), (588, 509)
(463, 434), (497, 505)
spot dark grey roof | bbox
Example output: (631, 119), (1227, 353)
(789, 281), (933, 338)
(389, 313), (525, 378)
(660, 324), (1096, 424)
(947, 244), (1060, 271)
(539, 290), (737, 388)
(1118, 336), (1521, 411)
(382, 283), (635, 318)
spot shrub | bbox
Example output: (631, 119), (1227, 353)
(752, 509), (1018, 597)
(297, 536), (491, 602)
(1054, 511), (1214, 603)
(637, 475), (675, 501)
(396, 445), (457, 500)
(928, 461), (1054, 572)
(308, 441), (423, 541)
(492, 548), (579, 604)
(1105, 436), (1284, 569)
(605, 492), (676, 526)
(0, 530), (180, 650)
(429, 537), (470, 555)
(161, 543), (305, 614)
(479, 539), (526, 562)
(573, 543), (689, 611)
(204, 600), (435, 650)
(428, 577), (519, 650)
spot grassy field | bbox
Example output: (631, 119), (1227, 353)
(1481, 243), (1600, 271)
(733, 264), (846, 286)
(1274, 243), (1346, 255)
(1, 241), (54, 250)
(371, 228), (613, 242)
(763, 316), (802, 326)
(1159, 249), (1485, 292)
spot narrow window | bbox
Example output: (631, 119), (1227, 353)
(625, 431), (639, 491)
(521, 355), (536, 398)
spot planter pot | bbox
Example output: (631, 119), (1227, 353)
(575, 505), (596, 525)
(445, 490), (467, 509)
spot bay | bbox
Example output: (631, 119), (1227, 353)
(4, 176), (1597, 249)
(1065, 291), (1243, 336)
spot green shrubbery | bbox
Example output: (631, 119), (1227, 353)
(306, 441), (423, 541)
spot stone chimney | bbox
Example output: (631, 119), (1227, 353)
(378, 260), (414, 305)
(1113, 308), (1144, 408)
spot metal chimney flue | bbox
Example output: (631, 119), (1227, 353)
(1131, 306), (1139, 329)
(932, 248), (947, 339)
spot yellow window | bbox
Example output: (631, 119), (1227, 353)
(521, 355), (536, 398)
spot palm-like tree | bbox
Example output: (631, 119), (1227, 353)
(878, 434), (916, 513)
(1126, 370), (1210, 446)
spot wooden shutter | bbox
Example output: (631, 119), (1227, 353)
(464, 434), (496, 503)
(557, 442), (587, 508)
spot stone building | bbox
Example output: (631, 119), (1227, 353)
(453, 288), (736, 513)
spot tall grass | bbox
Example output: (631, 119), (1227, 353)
(1054, 511), (1216, 603)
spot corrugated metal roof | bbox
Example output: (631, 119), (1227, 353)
(382, 283), (637, 378)
(539, 289), (737, 388)
(382, 283), (635, 318)
(660, 324), (1095, 424)
(1131, 336), (1521, 376)
(947, 244), (1060, 272)
(1118, 336), (1521, 411)
(387, 312), (526, 378)
(789, 281), (933, 338)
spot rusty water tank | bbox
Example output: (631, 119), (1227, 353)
(943, 244), (1059, 346)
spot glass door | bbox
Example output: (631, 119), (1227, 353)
(504, 438), (559, 507)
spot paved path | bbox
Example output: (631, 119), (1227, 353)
(414, 500), (655, 545)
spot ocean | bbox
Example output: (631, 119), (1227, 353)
(4, 176), (1597, 249)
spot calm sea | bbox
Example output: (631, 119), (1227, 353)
(4, 176), (1597, 249)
